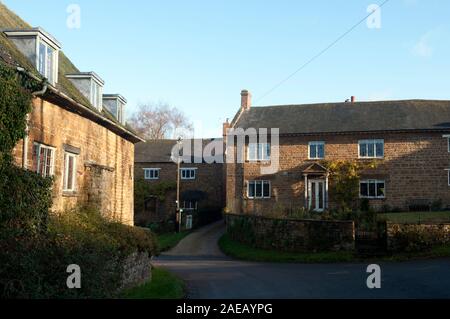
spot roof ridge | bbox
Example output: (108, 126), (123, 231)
(251, 99), (450, 109)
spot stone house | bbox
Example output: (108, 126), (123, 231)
(134, 139), (225, 226)
(224, 90), (450, 215)
(1, 4), (143, 225)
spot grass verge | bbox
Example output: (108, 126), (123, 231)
(219, 234), (450, 263)
(379, 211), (450, 223)
(218, 233), (355, 263)
(157, 231), (191, 252)
(122, 268), (185, 299)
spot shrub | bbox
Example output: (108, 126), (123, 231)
(0, 164), (53, 236)
(0, 207), (158, 298)
(431, 199), (443, 212)
(360, 198), (370, 212)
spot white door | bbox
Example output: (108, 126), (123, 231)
(308, 180), (325, 212)
(186, 215), (193, 230)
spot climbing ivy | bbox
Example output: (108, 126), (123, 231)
(0, 62), (52, 234)
(134, 178), (176, 213)
(0, 64), (36, 160)
(322, 160), (378, 213)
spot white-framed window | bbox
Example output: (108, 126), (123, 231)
(37, 39), (57, 85)
(247, 180), (271, 199)
(446, 169), (450, 186)
(90, 81), (103, 110)
(63, 152), (77, 192)
(144, 168), (160, 180)
(32, 143), (55, 177)
(309, 141), (325, 159)
(359, 180), (385, 199)
(443, 135), (450, 152)
(359, 139), (384, 158)
(182, 201), (198, 211)
(248, 143), (271, 161)
(181, 168), (197, 180)
(117, 101), (124, 124)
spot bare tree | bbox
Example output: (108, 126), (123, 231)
(128, 102), (193, 140)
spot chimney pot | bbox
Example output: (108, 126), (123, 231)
(241, 89), (252, 110)
(222, 119), (231, 137)
(351, 96), (356, 103)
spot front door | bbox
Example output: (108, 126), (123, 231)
(308, 179), (325, 212)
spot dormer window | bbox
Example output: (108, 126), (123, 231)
(4, 28), (61, 85)
(91, 81), (102, 109)
(103, 94), (127, 125)
(66, 72), (104, 111)
(38, 41), (56, 84)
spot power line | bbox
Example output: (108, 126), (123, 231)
(255, 0), (391, 103)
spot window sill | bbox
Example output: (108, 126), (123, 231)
(62, 191), (78, 197)
(358, 157), (384, 160)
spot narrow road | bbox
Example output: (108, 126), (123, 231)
(153, 221), (450, 299)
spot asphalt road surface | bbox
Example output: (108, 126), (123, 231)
(153, 220), (450, 299)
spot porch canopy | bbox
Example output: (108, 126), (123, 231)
(181, 190), (207, 201)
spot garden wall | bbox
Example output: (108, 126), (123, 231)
(386, 222), (450, 252)
(225, 213), (355, 252)
(120, 252), (152, 291)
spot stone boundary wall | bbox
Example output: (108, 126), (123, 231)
(225, 213), (355, 252)
(120, 252), (152, 291)
(386, 222), (450, 252)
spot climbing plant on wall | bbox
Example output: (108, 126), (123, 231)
(323, 160), (378, 213)
(134, 178), (176, 213)
(0, 62), (53, 233)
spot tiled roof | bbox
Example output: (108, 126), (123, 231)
(135, 139), (224, 163)
(0, 3), (143, 143)
(233, 100), (450, 134)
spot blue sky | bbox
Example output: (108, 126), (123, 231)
(3, 0), (450, 137)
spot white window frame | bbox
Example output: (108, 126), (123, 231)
(446, 169), (450, 186)
(359, 179), (386, 199)
(143, 168), (160, 180)
(182, 201), (198, 211)
(63, 152), (78, 192)
(247, 143), (271, 161)
(180, 168), (197, 180)
(442, 135), (450, 153)
(36, 36), (58, 85)
(90, 80), (103, 110)
(247, 180), (271, 199)
(308, 141), (325, 159)
(33, 142), (55, 177)
(358, 139), (384, 159)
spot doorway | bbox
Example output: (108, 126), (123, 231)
(308, 179), (325, 212)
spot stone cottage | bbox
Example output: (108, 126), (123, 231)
(1, 3), (143, 225)
(134, 139), (225, 226)
(224, 90), (450, 215)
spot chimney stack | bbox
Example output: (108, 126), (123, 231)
(241, 89), (251, 110)
(222, 118), (230, 137)
(351, 96), (356, 103)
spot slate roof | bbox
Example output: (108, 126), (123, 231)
(135, 139), (224, 163)
(0, 3), (143, 143)
(233, 100), (450, 135)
